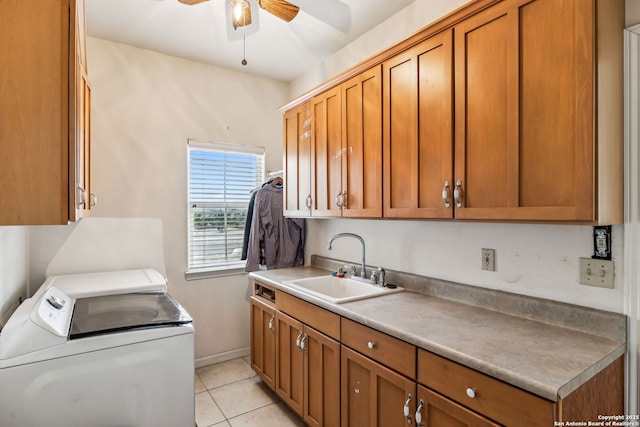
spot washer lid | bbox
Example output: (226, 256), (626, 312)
(36, 269), (168, 300)
(69, 293), (192, 339)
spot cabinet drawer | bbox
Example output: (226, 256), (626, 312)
(418, 350), (555, 427)
(341, 318), (416, 378)
(277, 291), (340, 341)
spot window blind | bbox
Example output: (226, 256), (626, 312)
(187, 140), (265, 271)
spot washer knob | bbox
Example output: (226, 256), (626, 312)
(47, 295), (65, 310)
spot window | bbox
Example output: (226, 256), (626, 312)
(187, 140), (265, 276)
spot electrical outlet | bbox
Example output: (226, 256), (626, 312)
(579, 258), (614, 288)
(482, 248), (496, 271)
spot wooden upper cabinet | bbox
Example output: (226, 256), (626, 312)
(282, 0), (623, 224)
(453, 0), (623, 223)
(341, 66), (383, 218)
(304, 65), (383, 218)
(311, 87), (343, 217)
(0, 0), (89, 225)
(70, 0), (93, 222)
(283, 102), (312, 217)
(383, 30), (454, 219)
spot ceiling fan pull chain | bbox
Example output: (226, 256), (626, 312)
(242, 31), (247, 66)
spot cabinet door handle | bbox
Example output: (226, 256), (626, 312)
(341, 190), (347, 208)
(453, 180), (464, 208)
(268, 316), (275, 333)
(415, 399), (424, 426)
(442, 181), (451, 208)
(300, 333), (308, 352)
(90, 191), (97, 207)
(77, 184), (87, 207)
(305, 194), (312, 209)
(466, 387), (476, 399)
(335, 192), (342, 208)
(403, 393), (413, 424)
(296, 331), (303, 350)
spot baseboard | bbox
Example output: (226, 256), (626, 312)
(195, 346), (250, 369)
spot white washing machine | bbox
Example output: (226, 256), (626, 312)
(0, 270), (195, 427)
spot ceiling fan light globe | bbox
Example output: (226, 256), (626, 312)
(231, 0), (252, 29)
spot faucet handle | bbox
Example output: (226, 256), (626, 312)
(370, 270), (378, 283)
(377, 267), (386, 287)
(349, 265), (358, 277)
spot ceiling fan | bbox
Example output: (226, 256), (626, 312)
(179, 0), (299, 29)
(178, 0), (350, 66)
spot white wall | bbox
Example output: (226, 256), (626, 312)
(0, 227), (29, 326)
(307, 220), (624, 313)
(629, 0), (640, 27)
(290, 0), (469, 98)
(86, 37), (289, 365)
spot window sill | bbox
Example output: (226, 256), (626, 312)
(185, 265), (248, 281)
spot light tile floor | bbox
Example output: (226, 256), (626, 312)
(195, 356), (306, 427)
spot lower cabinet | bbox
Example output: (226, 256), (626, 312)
(416, 386), (500, 427)
(417, 349), (554, 427)
(250, 280), (623, 427)
(341, 345), (416, 427)
(275, 311), (304, 415)
(249, 296), (276, 390)
(276, 310), (341, 427)
(304, 326), (341, 427)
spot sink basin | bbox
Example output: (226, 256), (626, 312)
(283, 275), (403, 304)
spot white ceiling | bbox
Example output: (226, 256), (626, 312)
(86, 0), (416, 82)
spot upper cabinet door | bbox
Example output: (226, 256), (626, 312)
(454, 0), (619, 222)
(283, 102), (312, 217)
(453, 3), (514, 218)
(311, 87), (343, 217)
(342, 65), (383, 218)
(0, 0), (92, 225)
(383, 30), (454, 219)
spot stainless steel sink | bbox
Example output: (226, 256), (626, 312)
(283, 275), (403, 304)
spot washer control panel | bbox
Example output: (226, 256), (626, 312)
(33, 287), (74, 337)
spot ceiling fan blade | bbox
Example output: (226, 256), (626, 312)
(178, 0), (209, 5)
(258, 0), (299, 22)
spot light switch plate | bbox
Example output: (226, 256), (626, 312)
(579, 257), (614, 289)
(481, 248), (495, 271)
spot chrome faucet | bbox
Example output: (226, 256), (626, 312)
(327, 233), (366, 279)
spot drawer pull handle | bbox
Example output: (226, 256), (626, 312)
(466, 388), (476, 399)
(403, 393), (412, 424)
(367, 341), (375, 349)
(415, 399), (424, 425)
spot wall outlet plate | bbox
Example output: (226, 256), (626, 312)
(481, 248), (496, 271)
(579, 257), (614, 289)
